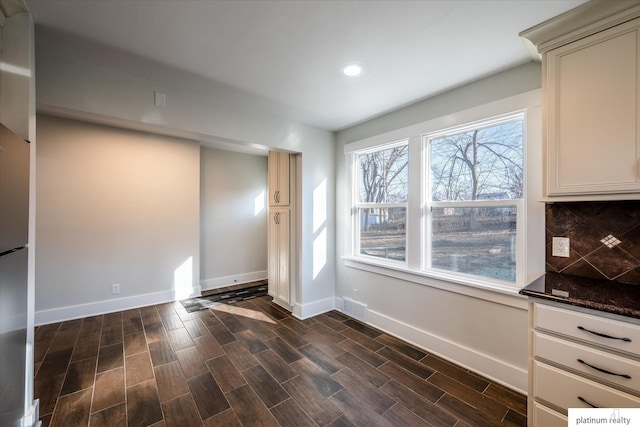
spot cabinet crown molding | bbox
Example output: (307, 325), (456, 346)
(0, 0), (27, 19)
(520, 0), (640, 54)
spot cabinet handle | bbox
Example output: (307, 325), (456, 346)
(274, 212), (279, 224)
(577, 359), (631, 379)
(578, 396), (598, 408)
(577, 326), (632, 342)
(274, 190), (280, 203)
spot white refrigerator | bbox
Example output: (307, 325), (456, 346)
(0, 122), (30, 427)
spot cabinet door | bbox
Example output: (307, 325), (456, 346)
(268, 209), (290, 305)
(534, 332), (640, 393)
(276, 210), (290, 304)
(532, 402), (566, 427)
(0, 249), (27, 427)
(546, 18), (640, 196)
(534, 303), (640, 356)
(268, 152), (290, 206)
(534, 361), (640, 410)
(268, 211), (280, 299)
(0, 124), (30, 251)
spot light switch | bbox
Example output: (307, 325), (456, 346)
(552, 237), (570, 257)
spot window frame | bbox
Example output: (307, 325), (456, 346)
(352, 139), (409, 265)
(342, 89), (543, 299)
(422, 112), (526, 286)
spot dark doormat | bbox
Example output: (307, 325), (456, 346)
(180, 282), (269, 312)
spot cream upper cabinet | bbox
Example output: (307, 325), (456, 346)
(520, 1), (640, 199)
(545, 18), (640, 196)
(268, 151), (290, 206)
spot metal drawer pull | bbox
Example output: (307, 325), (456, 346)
(577, 359), (631, 379)
(577, 326), (632, 342)
(578, 396), (598, 408)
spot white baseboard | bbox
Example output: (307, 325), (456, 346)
(335, 297), (527, 394)
(35, 289), (178, 325)
(292, 296), (335, 320)
(200, 270), (267, 292)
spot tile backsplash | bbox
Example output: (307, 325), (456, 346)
(546, 201), (640, 284)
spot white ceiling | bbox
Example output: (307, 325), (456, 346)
(24, 0), (587, 131)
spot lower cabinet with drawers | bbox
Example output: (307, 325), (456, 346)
(528, 302), (640, 426)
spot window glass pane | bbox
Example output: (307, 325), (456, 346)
(430, 119), (523, 202)
(359, 207), (406, 261)
(358, 145), (409, 203)
(431, 206), (516, 282)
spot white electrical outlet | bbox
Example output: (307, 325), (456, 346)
(111, 284), (120, 295)
(552, 237), (570, 257)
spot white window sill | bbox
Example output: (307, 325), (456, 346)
(342, 256), (529, 310)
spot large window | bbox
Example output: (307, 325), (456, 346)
(354, 142), (408, 262)
(346, 101), (537, 290)
(426, 113), (524, 282)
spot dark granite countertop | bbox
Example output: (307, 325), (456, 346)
(520, 272), (640, 319)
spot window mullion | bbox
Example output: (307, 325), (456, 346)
(355, 202), (406, 209)
(431, 200), (519, 209)
(406, 135), (421, 270)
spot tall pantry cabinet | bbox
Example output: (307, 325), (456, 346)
(268, 151), (295, 309)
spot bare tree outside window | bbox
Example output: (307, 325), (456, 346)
(357, 144), (408, 261)
(428, 117), (523, 282)
(430, 119), (523, 202)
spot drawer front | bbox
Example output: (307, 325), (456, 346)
(534, 361), (640, 410)
(535, 303), (640, 356)
(534, 332), (640, 393)
(532, 402), (566, 427)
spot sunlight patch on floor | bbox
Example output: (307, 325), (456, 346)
(209, 304), (277, 324)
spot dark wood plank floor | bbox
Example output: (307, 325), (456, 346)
(33, 295), (527, 427)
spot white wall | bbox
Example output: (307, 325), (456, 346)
(35, 115), (200, 323)
(34, 28), (336, 318)
(334, 62), (542, 393)
(200, 147), (268, 289)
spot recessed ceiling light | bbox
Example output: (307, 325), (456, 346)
(342, 64), (363, 77)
